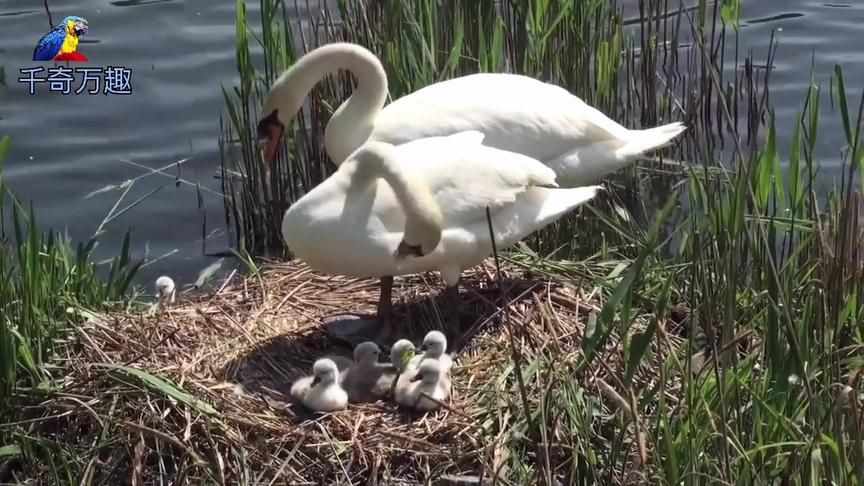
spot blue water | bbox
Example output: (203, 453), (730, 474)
(0, 0), (861, 293)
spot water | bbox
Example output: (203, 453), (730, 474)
(721, 1), (863, 175)
(0, 1), (861, 290)
(0, 0), (243, 289)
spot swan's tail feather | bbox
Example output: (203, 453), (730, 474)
(619, 122), (686, 159)
(534, 185), (602, 222)
(491, 185), (602, 250)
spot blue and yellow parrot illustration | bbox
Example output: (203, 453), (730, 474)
(32, 16), (90, 62)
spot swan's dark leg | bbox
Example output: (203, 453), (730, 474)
(377, 275), (393, 325)
(323, 276), (394, 347)
(374, 275), (395, 342)
(439, 284), (461, 338)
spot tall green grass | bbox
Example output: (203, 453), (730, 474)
(487, 73), (864, 484)
(0, 135), (141, 413)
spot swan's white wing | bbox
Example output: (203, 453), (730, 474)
(440, 130), (485, 145)
(371, 73), (629, 164)
(372, 132), (558, 226)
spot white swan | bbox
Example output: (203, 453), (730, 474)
(258, 42), (683, 340)
(258, 42), (686, 187)
(394, 358), (451, 412)
(289, 358), (348, 412)
(280, 133), (600, 343)
(340, 341), (396, 403)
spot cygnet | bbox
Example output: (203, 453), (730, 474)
(389, 338), (418, 397)
(340, 341), (397, 403)
(289, 358), (348, 412)
(394, 358), (451, 411)
(413, 330), (453, 373)
(154, 276), (176, 311)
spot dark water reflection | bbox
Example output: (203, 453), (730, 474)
(0, 0), (861, 290)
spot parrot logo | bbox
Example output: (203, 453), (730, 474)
(32, 16), (90, 62)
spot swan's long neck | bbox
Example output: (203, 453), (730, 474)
(270, 43), (388, 164)
(352, 143), (443, 252)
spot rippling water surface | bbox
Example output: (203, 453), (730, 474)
(0, 1), (861, 288)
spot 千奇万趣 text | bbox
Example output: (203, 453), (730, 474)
(18, 66), (133, 95)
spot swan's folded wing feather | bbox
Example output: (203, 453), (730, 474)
(372, 73), (629, 162)
(380, 135), (558, 223)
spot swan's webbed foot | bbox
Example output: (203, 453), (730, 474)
(323, 276), (396, 348)
(439, 284), (461, 339)
(323, 313), (393, 348)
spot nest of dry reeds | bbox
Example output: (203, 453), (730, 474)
(12, 258), (691, 484)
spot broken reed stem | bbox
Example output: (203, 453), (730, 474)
(484, 206), (551, 485)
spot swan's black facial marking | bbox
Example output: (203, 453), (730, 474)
(257, 110), (281, 139)
(396, 240), (424, 258)
(311, 375), (321, 387)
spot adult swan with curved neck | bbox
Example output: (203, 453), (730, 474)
(280, 132), (599, 344)
(258, 42), (686, 186)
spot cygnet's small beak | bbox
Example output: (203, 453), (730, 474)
(311, 376), (321, 387)
(409, 372), (423, 383)
(257, 110), (283, 164)
(395, 240), (424, 259)
(418, 344), (428, 352)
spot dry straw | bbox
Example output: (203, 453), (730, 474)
(14, 258), (687, 484)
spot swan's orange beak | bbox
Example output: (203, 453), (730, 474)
(257, 110), (283, 164)
(264, 125), (283, 163)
